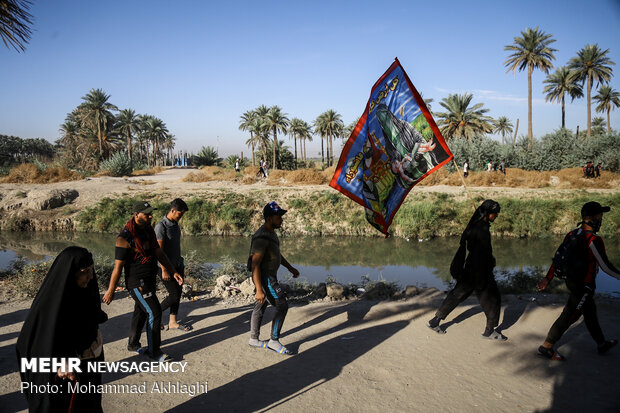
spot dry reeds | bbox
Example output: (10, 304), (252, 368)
(0, 164), (82, 184)
(183, 166), (238, 182)
(417, 167), (619, 189)
(132, 166), (165, 176)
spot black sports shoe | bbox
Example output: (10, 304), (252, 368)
(598, 339), (618, 355)
(127, 342), (141, 352)
(427, 317), (445, 334)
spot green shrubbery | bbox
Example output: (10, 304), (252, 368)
(448, 130), (620, 172)
(98, 152), (133, 177)
(76, 191), (620, 238)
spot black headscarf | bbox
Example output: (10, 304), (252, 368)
(463, 199), (501, 236)
(16, 246), (107, 412)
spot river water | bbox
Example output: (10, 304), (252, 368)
(1, 232), (619, 296)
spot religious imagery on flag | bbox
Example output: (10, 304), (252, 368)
(330, 58), (453, 234)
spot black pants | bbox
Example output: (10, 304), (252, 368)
(250, 279), (288, 341)
(128, 285), (162, 357)
(435, 279), (501, 330)
(545, 287), (605, 345)
(160, 266), (184, 317)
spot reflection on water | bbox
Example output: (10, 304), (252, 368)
(1, 232), (619, 295)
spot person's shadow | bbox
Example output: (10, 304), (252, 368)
(165, 320), (409, 412)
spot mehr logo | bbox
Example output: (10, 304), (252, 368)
(21, 358), (82, 373)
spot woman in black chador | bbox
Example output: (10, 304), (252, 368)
(427, 200), (506, 340)
(16, 247), (108, 412)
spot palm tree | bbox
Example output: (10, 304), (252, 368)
(116, 109), (139, 162)
(435, 93), (495, 140)
(419, 92), (434, 111)
(239, 110), (260, 166)
(591, 117), (606, 136)
(504, 27), (557, 143)
(568, 44), (615, 138)
(302, 128), (313, 162)
(289, 118), (312, 166)
(288, 118), (304, 166)
(0, 0), (33, 52)
(345, 118), (360, 140)
(494, 117), (514, 145)
(542, 67), (583, 129)
(142, 116), (168, 167)
(314, 110), (344, 167)
(79, 89), (118, 159)
(161, 134), (176, 166)
(263, 106), (289, 169)
(593, 85), (620, 134)
(239, 110), (257, 166)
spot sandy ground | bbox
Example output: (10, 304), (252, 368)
(1, 290), (619, 413)
(1, 167), (617, 212)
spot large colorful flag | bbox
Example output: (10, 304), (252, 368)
(330, 58), (453, 235)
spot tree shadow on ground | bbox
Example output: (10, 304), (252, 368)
(489, 315), (620, 413)
(165, 320), (409, 412)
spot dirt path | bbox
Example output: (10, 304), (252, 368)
(1, 291), (619, 412)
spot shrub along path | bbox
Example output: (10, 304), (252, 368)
(0, 167), (618, 237)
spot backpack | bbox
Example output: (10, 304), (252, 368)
(552, 229), (590, 281)
(449, 238), (467, 280)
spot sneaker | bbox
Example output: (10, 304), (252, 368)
(482, 330), (508, 341)
(427, 317), (445, 334)
(127, 343), (141, 352)
(598, 339), (618, 355)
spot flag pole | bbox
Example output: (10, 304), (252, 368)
(452, 158), (476, 212)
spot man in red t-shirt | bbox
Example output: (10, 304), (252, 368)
(537, 201), (620, 361)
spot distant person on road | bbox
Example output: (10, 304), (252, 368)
(155, 198), (192, 332)
(256, 158), (266, 179)
(537, 201), (620, 361)
(428, 200), (506, 340)
(235, 159), (240, 173)
(463, 160), (469, 178)
(595, 162), (601, 178)
(248, 202), (300, 355)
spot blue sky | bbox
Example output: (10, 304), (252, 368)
(1, 0), (619, 157)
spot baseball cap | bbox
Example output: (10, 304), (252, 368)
(133, 201), (156, 214)
(581, 201), (610, 218)
(263, 201), (287, 219)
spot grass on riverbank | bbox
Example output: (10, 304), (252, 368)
(76, 191), (620, 239)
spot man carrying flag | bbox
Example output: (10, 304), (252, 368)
(330, 58), (452, 235)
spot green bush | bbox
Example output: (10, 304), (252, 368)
(99, 152), (133, 177)
(192, 146), (222, 167)
(447, 130), (620, 172)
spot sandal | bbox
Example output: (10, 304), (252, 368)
(267, 339), (292, 355)
(176, 323), (193, 332)
(248, 339), (268, 349)
(598, 339), (618, 355)
(538, 346), (565, 361)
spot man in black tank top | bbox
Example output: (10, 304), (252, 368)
(103, 201), (183, 361)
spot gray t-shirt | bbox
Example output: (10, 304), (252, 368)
(250, 225), (281, 281)
(154, 216), (182, 268)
